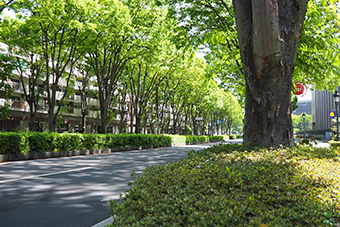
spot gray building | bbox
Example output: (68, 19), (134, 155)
(293, 100), (312, 115)
(312, 86), (340, 131)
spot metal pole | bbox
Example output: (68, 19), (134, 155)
(337, 102), (339, 141)
(303, 117), (306, 140)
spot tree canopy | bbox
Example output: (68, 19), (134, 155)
(0, 0), (243, 134)
(167, 0), (340, 94)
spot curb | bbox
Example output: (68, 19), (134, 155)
(92, 216), (114, 227)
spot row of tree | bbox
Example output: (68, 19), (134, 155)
(0, 0), (243, 134)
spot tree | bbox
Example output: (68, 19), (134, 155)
(167, 0), (339, 146)
(84, 0), (131, 133)
(0, 17), (46, 131)
(126, 45), (178, 134)
(0, 53), (14, 122)
(0, 0), (14, 13)
(121, 2), (182, 134)
(13, 0), (98, 132)
(169, 0), (330, 147)
(150, 45), (189, 134)
(73, 63), (92, 133)
(294, 1), (340, 90)
(232, 0), (308, 147)
(292, 113), (312, 131)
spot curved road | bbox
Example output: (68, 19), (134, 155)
(0, 143), (220, 227)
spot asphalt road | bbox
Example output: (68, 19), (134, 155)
(0, 143), (217, 227)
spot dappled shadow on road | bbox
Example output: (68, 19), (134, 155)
(0, 144), (211, 227)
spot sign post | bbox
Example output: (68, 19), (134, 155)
(295, 82), (307, 96)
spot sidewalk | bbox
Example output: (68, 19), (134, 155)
(313, 141), (330, 148)
(227, 138), (331, 149)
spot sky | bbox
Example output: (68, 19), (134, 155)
(1, 8), (15, 18)
(298, 89), (312, 101)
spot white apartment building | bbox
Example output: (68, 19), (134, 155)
(0, 42), (123, 133)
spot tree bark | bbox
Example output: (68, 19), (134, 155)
(233, 0), (308, 147)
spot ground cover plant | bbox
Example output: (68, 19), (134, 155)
(109, 144), (340, 226)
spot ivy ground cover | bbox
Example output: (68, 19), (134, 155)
(110, 144), (340, 226)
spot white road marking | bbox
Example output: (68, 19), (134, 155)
(0, 166), (93, 184)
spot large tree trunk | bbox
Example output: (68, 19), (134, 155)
(100, 105), (108, 134)
(233, 0), (308, 147)
(29, 103), (37, 131)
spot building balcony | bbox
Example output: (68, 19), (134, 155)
(74, 95), (81, 103)
(11, 82), (22, 92)
(39, 90), (48, 97)
(37, 101), (48, 113)
(74, 108), (81, 117)
(37, 106), (48, 113)
(88, 110), (100, 118)
(11, 100), (29, 112)
(86, 98), (99, 106)
(11, 82), (30, 94)
(56, 91), (64, 100)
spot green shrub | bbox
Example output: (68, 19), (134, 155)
(129, 134), (152, 147)
(109, 144), (340, 226)
(329, 140), (340, 148)
(185, 135), (210, 144)
(300, 139), (310, 145)
(169, 135), (186, 145)
(229, 134), (237, 139)
(27, 132), (57, 153)
(54, 133), (84, 152)
(0, 133), (222, 155)
(82, 134), (98, 149)
(207, 136), (224, 142)
(0, 132), (28, 154)
(151, 135), (172, 148)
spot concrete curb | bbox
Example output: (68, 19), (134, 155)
(92, 216), (114, 227)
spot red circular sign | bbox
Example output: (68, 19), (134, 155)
(295, 83), (305, 95)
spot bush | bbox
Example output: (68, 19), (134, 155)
(300, 139), (310, 145)
(0, 132), (28, 154)
(169, 135), (186, 145)
(229, 134), (237, 139)
(54, 133), (84, 152)
(207, 136), (224, 142)
(185, 135), (209, 144)
(109, 144), (340, 226)
(27, 132), (57, 153)
(0, 133), (176, 154)
(0, 133), (225, 155)
(329, 140), (340, 148)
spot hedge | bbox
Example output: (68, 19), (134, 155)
(109, 144), (340, 226)
(329, 140), (340, 148)
(0, 133), (225, 155)
(229, 134), (237, 139)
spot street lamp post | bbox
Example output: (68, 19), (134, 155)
(302, 112), (306, 140)
(333, 91), (340, 141)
